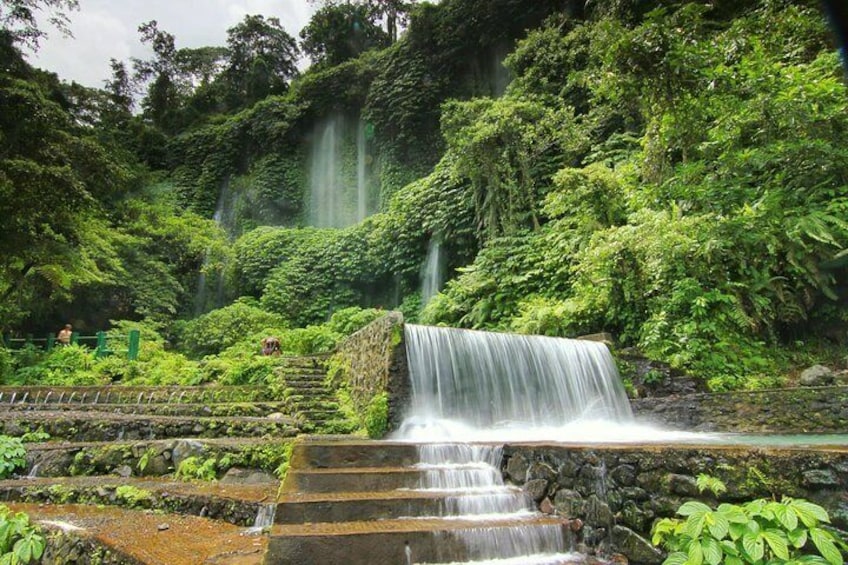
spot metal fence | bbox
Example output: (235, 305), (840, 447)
(1, 330), (140, 361)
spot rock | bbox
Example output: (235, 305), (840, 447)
(802, 469), (840, 488)
(800, 365), (835, 386)
(540, 497), (555, 514)
(505, 453), (529, 483)
(527, 462), (556, 482)
(611, 525), (663, 564)
(171, 439), (207, 468)
(578, 332), (615, 346)
(220, 467), (277, 485)
(114, 465), (133, 478)
(610, 464), (637, 487)
(267, 412), (286, 420)
(667, 473), (698, 497)
(157, 523), (170, 531)
(553, 489), (584, 518)
(585, 495), (614, 526)
(524, 478), (549, 503)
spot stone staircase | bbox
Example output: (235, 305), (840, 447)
(274, 357), (357, 434)
(0, 372), (323, 564)
(266, 438), (594, 565)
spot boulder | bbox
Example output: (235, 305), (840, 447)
(612, 525), (663, 564)
(800, 365), (835, 386)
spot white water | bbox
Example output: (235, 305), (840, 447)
(396, 325), (709, 564)
(420, 239), (444, 306)
(308, 115), (373, 228)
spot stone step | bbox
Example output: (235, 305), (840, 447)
(275, 488), (526, 524)
(8, 502), (267, 564)
(25, 437), (292, 478)
(283, 467), (429, 493)
(290, 439), (419, 469)
(0, 411), (299, 442)
(0, 475), (278, 527)
(265, 515), (570, 564)
(0, 402), (289, 418)
(0, 385), (270, 405)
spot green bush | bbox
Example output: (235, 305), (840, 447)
(13, 345), (104, 386)
(652, 475), (848, 565)
(364, 392), (389, 439)
(176, 299), (287, 358)
(175, 456), (218, 481)
(0, 505), (45, 564)
(0, 436), (26, 479)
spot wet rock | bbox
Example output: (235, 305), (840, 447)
(802, 469), (840, 488)
(505, 453), (529, 483)
(800, 365), (835, 386)
(610, 464), (637, 487)
(585, 495), (614, 526)
(527, 462), (556, 482)
(540, 497), (555, 514)
(557, 458), (580, 481)
(611, 525), (663, 564)
(157, 523), (170, 531)
(524, 478), (549, 503)
(553, 489), (585, 517)
(667, 473), (698, 497)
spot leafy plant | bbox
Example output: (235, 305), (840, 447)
(0, 505), (45, 565)
(364, 392), (389, 439)
(652, 475), (848, 565)
(115, 485), (153, 508)
(0, 436), (27, 479)
(175, 456), (218, 481)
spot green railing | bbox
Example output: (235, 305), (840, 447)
(1, 330), (140, 361)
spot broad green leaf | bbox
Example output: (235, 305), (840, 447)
(688, 538), (704, 565)
(707, 512), (730, 540)
(773, 504), (799, 531)
(702, 538), (722, 565)
(729, 522), (747, 541)
(787, 528), (808, 549)
(742, 532), (764, 562)
(720, 539), (740, 557)
(790, 500), (830, 527)
(678, 501), (713, 517)
(762, 529), (790, 560)
(725, 557), (743, 565)
(684, 514), (707, 539)
(810, 528), (842, 565)
(663, 551), (688, 565)
(718, 504), (749, 524)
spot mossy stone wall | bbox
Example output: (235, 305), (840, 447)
(503, 444), (848, 564)
(631, 386), (848, 432)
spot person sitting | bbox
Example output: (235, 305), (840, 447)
(57, 324), (73, 346)
(261, 336), (281, 356)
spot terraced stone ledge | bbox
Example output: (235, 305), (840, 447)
(0, 385), (269, 405)
(1, 401), (288, 418)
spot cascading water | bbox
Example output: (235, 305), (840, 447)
(420, 239), (444, 306)
(397, 325), (637, 564)
(195, 179), (230, 315)
(308, 114), (373, 228)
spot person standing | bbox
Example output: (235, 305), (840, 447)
(57, 324), (72, 346)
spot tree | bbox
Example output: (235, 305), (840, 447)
(308, 0), (418, 43)
(222, 14), (299, 108)
(0, 0), (78, 48)
(300, 2), (389, 66)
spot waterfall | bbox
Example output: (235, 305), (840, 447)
(420, 239), (444, 306)
(400, 325), (632, 442)
(195, 179), (230, 315)
(308, 114), (373, 229)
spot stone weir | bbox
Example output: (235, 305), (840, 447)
(266, 438), (597, 565)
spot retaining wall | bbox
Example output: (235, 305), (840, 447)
(503, 443), (848, 564)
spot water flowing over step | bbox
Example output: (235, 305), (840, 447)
(268, 439), (597, 565)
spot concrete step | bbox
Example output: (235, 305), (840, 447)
(290, 439), (419, 469)
(0, 475), (278, 527)
(275, 488), (525, 524)
(0, 402), (289, 418)
(283, 467), (425, 493)
(0, 385), (269, 405)
(265, 515), (570, 565)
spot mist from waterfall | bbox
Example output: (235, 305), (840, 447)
(194, 180), (230, 315)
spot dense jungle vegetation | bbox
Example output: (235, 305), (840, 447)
(1, 0), (847, 391)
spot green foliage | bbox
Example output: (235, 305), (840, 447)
(0, 437), (26, 479)
(11, 345), (104, 386)
(175, 456), (218, 481)
(0, 504), (45, 565)
(114, 485), (152, 508)
(364, 392), (389, 439)
(176, 299), (287, 358)
(652, 476), (848, 565)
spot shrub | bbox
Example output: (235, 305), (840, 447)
(175, 456), (218, 481)
(0, 436), (26, 479)
(652, 475), (848, 565)
(0, 505), (45, 564)
(364, 392), (389, 439)
(176, 299), (287, 358)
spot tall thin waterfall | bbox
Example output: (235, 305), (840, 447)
(309, 117), (343, 228)
(308, 115), (373, 228)
(401, 324), (632, 440)
(195, 180), (230, 315)
(420, 239), (444, 305)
